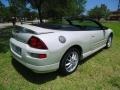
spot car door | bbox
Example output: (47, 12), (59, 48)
(81, 19), (105, 50)
(70, 19), (105, 52)
(89, 29), (105, 50)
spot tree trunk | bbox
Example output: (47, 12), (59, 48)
(38, 8), (43, 23)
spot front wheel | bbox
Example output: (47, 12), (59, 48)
(59, 48), (81, 75)
(105, 35), (113, 48)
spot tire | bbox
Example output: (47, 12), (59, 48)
(105, 35), (113, 48)
(59, 48), (81, 75)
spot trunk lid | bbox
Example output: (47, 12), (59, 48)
(17, 24), (58, 34)
(12, 24), (55, 43)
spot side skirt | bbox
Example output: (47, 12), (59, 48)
(82, 44), (106, 59)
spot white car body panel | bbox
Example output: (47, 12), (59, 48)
(10, 22), (113, 73)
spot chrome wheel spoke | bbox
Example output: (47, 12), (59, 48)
(65, 50), (79, 72)
(66, 63), (72, 71)
(65, 62), (71, 67)
(67, 58), (71, 62)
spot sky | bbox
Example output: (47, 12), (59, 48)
(84, 0), (119, 14)
(85, 0), (118, 11)
(1, 0), (119, 12)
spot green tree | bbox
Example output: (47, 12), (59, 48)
(29, 11), (38, 20)
(26, 0), (44, 23)
(44, 0), (86, 18)
(76, 0), (86, 15)
(26, 0), (86, 23)
(8, 0), (26, 17)
(0, 0), (5, 9)
(22, 9), (38, 20)
(0, 1), (5, 18)
(0, 1), (10, 22)
(88, 4), (110, 20)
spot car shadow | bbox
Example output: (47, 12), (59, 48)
(79, 49), (104, 65)
(11, 58), (58, 84)
(11, 48), (104, 84)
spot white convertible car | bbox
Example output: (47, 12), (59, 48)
(10, 17), (113, 75)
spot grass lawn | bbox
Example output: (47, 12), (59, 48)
(0, 22), (120, 90)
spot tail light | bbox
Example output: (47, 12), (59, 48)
(28, 36), (48, 49)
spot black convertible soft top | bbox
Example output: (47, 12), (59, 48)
(32, 17), (107, 31)
(32, 23), (80, 31)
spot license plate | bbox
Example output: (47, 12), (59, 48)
(12, 44), (21, 55)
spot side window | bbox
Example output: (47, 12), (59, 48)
(71, 20), (102, 30)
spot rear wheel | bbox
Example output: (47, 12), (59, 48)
(59, 48), (81, 75)
(105, 35), (112, 48)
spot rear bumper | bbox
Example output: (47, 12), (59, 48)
(12, 52), (59, 73)
(10, 38), (59, 73)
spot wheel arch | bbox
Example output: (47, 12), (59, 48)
(59, 45), (83, 65)
(109, 32), (113, 38)
(64, 45), (83, 57)
(58, 44), (83, 73)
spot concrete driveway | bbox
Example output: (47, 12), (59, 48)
(0, 23), (13, 29)
(0, 20), (40, 29)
